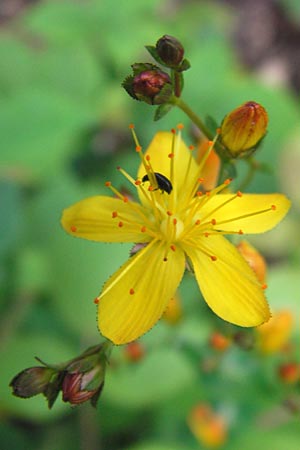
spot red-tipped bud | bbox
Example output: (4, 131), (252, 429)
(132, 70), (172, 104)
(220, 101), (268, 157)
(62, 368), (104, 405)
(156, 35), (184, 67)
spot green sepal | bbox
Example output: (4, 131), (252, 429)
(131, 62), (161, 75)
(122, 75), (138, 100)
(154, 103), (174, 121)
(145, 45), (166, 66)
(153, 82), (173, 105)
(177, 58), (191, 72)
(205, 115), (219, 135)
(44, 371), (65, 409)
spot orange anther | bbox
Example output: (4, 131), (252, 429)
(167, 210), (173, 216)
(224, 178), (233, 185)
(197, 191), (203, 197)
(211, 218), (217, 225)
(208, 140), (213, 146)
(135, 180), (141, 185)
(195, 219), (201, 225)
(206, 191), (211, 197)
(271, 204), (276, 210)
(146, 155), (151, 161)
(237, 191), (243, 197)
(141, 226), (146, 232)
(170, 244), (176, 252)
(135, 145), (142, 152)
(105, 181), (111, 187)
(177, 123), (184, 130)
(70, 225), (77, 232)
(148, 186), (154, 192)
(262, 283), (268, 290)
(129, 124), (135, 129)
(171, 128), (176, 134)
(123, 196), (129, 203)
(168, 153), (174, 158)
(112, 211), (118, 218)
(189, 145), (195, 151)
(204, 232), (209, 237)
(211, 255), (217, 261)
(238, 229), (244, 235)
(173, 218), (177, 225)
(93, 298), (99, 304)
(216, 127), (221, 134)
(198, 178), (204, 183)
(129, 288), (135, 295)
(118, 221), (124, 227)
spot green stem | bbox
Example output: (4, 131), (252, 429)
(171, 96), (214, 140)
(172, 71), (181, 97)
(238, 158), (256, 191)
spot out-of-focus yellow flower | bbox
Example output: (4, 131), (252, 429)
(162, 293), (182, 324)
(61, 127), (290, 345)
(187, 403), (227, 448)
(220, 101), (268, 157)
(236, 240), (267, 284)
(256, 310), (293, 354)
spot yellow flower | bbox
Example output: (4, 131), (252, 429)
(61, 127), (290, 345)
(256, 310), (293, 354)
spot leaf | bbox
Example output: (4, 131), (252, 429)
(104, 348), (196, 409)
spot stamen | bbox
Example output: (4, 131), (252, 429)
(112, 211), (118, 218)
(210, 255), (217, 261)
(94, 298), (99, 304)
(211, 218), (217, 225)
(70, 225), (77, 232)
(262, 284), (268, 290)
(271, 204), (276, 210)
(129, 288), (135, 295)
(177, 123), (184, 130)
(141, 226), (147, 232)
(170, 244), (176, 251)
(118, 221), (124, 227)
(117, 166), (136, 185)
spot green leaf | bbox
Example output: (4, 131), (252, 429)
(104, 348), (196, 409)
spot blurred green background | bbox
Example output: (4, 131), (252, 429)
(1, 0), (300, 449)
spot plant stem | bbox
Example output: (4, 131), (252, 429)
(171, 96), (214, 139)
(172, 71), (181, 97)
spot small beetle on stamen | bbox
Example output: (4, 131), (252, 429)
(142, 172), (173, 194)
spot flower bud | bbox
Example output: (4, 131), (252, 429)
(209, 332), (231, 352)
(278, 362), (300, 384)
(256, 310), (293, 354)
(62, 368), (104, 406)
(236, 240), (267, 284)
(220, 101), (268, 157)
(156, 35), (184, 67)
(124, 341), (145, 363)
(10, 366), (56, 398)
(132, 70), (172, 105)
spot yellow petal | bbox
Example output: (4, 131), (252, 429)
(184, 235), (271, 326)
(137, 131), (199, 195)
(61, 196), (150, 243)
(98, 240), (185, 344)
(200, 193), (290, 233)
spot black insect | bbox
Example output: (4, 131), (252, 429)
(142, 172), (173, 194)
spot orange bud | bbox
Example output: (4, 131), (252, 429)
(256, 310), (293, 354)
(209, 332), (231, 352)
(220, 101), (268, 157)
(278, 362), (300, 384)
(187, 403), (227, 448)
(236, 240), (267, 284)
(124, 341), (145, 362)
